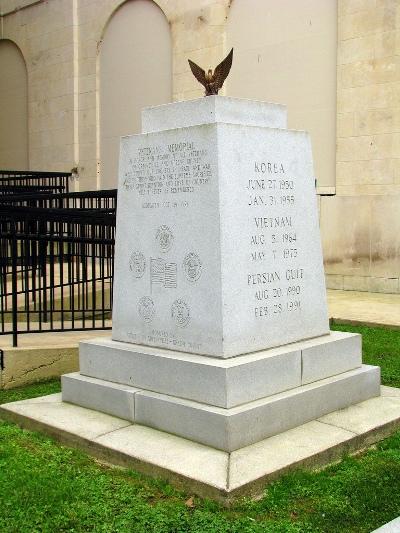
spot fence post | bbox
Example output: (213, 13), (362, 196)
(11, 220), (18, 347)
(38, 219), (48, 323)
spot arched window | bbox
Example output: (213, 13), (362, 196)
(0, 40), (28, 169)
(226, 0), (337, 191)
(99, 0), (172, 188)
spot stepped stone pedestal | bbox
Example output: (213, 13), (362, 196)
(60, 96), (381, 494)
(62, 332), (379, 452)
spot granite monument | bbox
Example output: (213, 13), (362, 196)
(62, 95), (380, 454)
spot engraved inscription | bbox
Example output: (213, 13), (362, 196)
(246, 160), (305, 320)
(128, 251), (146, 279)
(171, 299), (190, 328)
(138, 297), (155, 322)
(127, 330), (201, 352)
(183, 252), (202, 283)
(122, 141), (211, 203)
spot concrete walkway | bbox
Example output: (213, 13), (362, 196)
(328, 290), (400, 329)
(371, 517), (400, 532)
(0, 327), (111, 350)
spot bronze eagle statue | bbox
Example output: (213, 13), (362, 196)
(188, 48), (233, 96)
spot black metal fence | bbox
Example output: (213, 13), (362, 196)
(0, 170), (72, 196)
(0, 189), (117, 211)
(0, 172), (117, 347)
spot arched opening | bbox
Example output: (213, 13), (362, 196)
(0, 40), (28, 169)
(226, 0), (337, 190)
(99, 0), (172, 188)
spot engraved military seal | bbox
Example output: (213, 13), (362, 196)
(183, 252), (202, 283)
(156, 225), (174, 253)
(129, 251), (146, 279)
(171, 299), (190, 328)
(138, 296), (155, 322)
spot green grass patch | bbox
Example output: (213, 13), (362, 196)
(0, 324), (399, 532)
(0, 379), (61, 406)
(0, 419), (399, 532)
(331, 322), (400, 388)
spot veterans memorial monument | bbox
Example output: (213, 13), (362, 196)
(61, 95), (381, 494)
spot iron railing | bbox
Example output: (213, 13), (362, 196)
(0, 189), (117, 346)
(0, 170), (72, 196)
(0, 189), (117, 211)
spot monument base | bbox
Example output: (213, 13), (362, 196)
(61, 331), (380, 451)
(63, 365), (379, 451)
(1, 386), (400, 504)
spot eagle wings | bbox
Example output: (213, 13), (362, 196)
(188, 48), (233, 96)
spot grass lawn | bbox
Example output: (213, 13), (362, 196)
(331, 322), (400, 388)
(0, 324), (399, 532)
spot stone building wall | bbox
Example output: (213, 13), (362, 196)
(0, 39), (28, 168)
(1, 0), (75, 173)
(321, 0), (400, 293)
(0, 0), (229, 189)
(1, 0), (400, 293)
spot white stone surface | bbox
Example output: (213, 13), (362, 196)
(217, 123), (329, 356)
(62, 373), (138, 421)
(301, 331), (361, 384)
(229, 420), (356, 490)
(0, 393), (131, 440)
(135, 365), (380, 451)
(79, 337), (301, 408)
(142, 96), (287, 133)
(319, 394), (400, 435)
(113, 98), (329, 357)
(79, 332), (362, 408)
(2, 387), (399, 503)
(371, 517), (400, 533)
(381, 385), (400, 397)
(96, 424), (229, 490)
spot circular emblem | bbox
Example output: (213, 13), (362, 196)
(183, 252), (202, 283)
(171, 299), (190, 328)
(129, 251), (146, 279)
(156, 225), (174, 253)
(138, 296), (155, 322)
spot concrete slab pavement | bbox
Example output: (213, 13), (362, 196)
(1, 385), (400, 504)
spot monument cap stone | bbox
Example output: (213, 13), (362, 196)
(142, 96), (287, 133)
